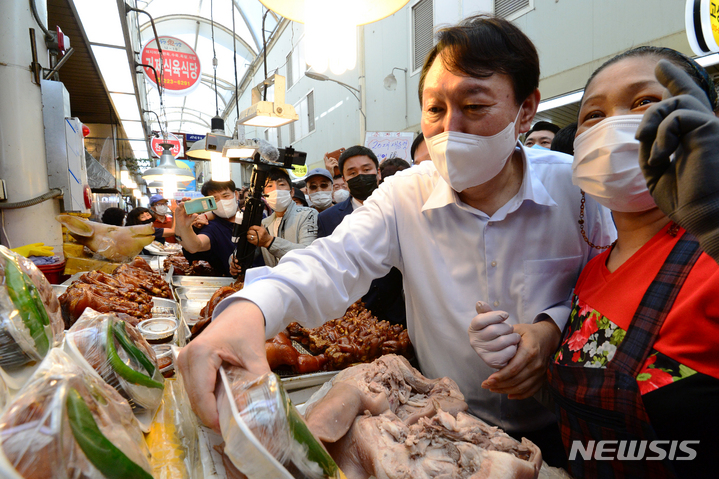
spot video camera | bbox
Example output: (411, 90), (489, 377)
(227, 139), (307, 278)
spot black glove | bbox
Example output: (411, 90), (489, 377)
(636, 59), (719, 262)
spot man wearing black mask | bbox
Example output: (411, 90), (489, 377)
(317, 145), (380, 236)
(317, 145), (406, 327)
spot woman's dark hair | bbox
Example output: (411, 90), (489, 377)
(582, 46), (718, 112)
(201, 180), (236, 196)
(101, 207), (126, 226)
(338, 145), (379, 174)
(550, 122), (578, 155)
(125, 207), (152, 226)
(418, 14), (539, 106)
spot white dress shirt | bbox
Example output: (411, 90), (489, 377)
(215, 145), (616, 432)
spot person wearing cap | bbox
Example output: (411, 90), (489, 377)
(149, 194), (176, 243)
(291, 187), (309, 207)
(305, 168), (334, 213)
(230, 167), (318, 275)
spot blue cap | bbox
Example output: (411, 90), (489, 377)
(149, 194), (167, 206)
(305, 168), (333, 182)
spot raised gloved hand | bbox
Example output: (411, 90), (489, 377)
(636, 59), (719, 262)
(11, 242), (54, 257)
(468, 301), (521, 369)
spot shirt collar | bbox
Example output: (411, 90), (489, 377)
(421, 142), (557, 214)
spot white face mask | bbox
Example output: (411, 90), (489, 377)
(215, 198), (238, 218)
(266, 189), (293, 212)
(309, 191), (333, 209)
(425, 107), (522, 192)
(154, 204), (170, 215)
(333, 189), (350, 203)
(572, 114), (656, 213)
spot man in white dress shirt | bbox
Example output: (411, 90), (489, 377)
(178, 14), (614, 466)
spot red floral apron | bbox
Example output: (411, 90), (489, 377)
(547, 233), (701, 478)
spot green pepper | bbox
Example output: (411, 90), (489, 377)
(66, 387), (153, 479)
(113, 321), (155, 376)
(106, 321), (164, 390)
(280, 379), (341, 477)
(4, 259), (49, 357)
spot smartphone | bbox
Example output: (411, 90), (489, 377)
(183, 196), (217, 215)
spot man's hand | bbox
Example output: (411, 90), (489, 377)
(481, 319), (561, 400)
(636, 59), (719, 261)
(173, 197), (197, 230)
(468, 301), (520, 369)
(192, 213), (210, 229)
(247, 225), (272, 248)
(229, 255), (242, 277)
(324, 154), (338, 174)
(176, 300), (270, 431)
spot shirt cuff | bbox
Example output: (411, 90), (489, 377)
(534, 303), (571, 331)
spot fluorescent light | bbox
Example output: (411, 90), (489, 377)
(92, 46), (134, 93)
(110, 93), (141, 121)
(133, 189), (142, 199)
(695, 53), (719, 67)
(72, 0), (125, 47)
(537, 90), (584, 112)
(122, 121), (145, 140)
(127, 139), (149, 157)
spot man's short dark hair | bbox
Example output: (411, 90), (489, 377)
(338, 145), (378, 175)
(550, 122), (578, 155)
(201, 180), (236, 196)
(410, 132), (425, 161)
(332, 174), (343, 181)
(418, 14), (539, 107)
(101, 207), (126, 226)
(267, 167), (291, 186)
(527, 121), (560, 136)
(380, 157), (411, 181)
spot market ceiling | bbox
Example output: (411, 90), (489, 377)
(50, 0), (282, 157)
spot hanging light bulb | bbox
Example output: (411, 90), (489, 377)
(120, 163), (130, 185)
(304, 0), (356, 74)
(210, 151), (230, 181)
(163, 174), (177, 199)
(262, 0), (408, 75)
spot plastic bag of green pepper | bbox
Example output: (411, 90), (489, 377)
(217, 365), (346, 479)
(0, 246), (63, 377)
(0, 348), (153, 479)
(65, 309), (164, 432)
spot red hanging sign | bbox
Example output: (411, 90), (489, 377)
(141, 36), (202, 96)
(150, 132), (185, 158)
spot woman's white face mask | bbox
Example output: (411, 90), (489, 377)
(572, 114), (656, 213)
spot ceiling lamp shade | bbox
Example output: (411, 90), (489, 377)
(222, 139), (259, 159)
(237, 74), (298, 128)
(261, 0), (410, 74)
(142, 143), (195, 182)
(187, 116), (231, 160)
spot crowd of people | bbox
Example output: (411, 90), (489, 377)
(96, 13), (718, 478)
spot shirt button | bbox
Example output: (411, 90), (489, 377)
(491, 261), (497, 267)
(493, 300), (500, 307)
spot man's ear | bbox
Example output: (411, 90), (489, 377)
(518, 89), (541, 134)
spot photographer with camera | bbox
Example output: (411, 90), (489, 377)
(230, 167), (318, 275)
(174, 180), (239, 276)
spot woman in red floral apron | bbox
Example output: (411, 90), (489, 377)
(547, 47), (719, 478)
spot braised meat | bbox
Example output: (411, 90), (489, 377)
(304, 355), (542, 479)
(59, 282), (152, 328)
(286, 301), (413, 370)
(163, 254), (218, 276)
(58, 258), (171, 328)
(265, 331), (329, 374)
(113, 263), (172, 299)
(190, 283), (243, 337)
